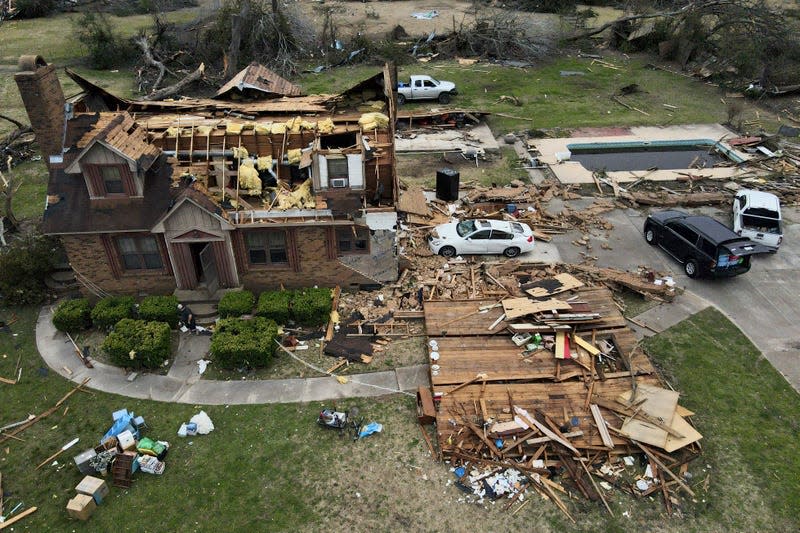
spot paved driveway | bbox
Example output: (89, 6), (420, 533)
(546, 200), (800, 391)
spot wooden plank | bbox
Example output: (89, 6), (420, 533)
(574, 334), (601, 356)
(0, 507), (37, 530)
(502, 297), (571, 319)
(514, 406), (580, 456)
(590, 403), (615, 449)
(554, 331), (566, 359)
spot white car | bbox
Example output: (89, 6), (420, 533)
(427, 219), (535, 258)
(732, 189), (782, 251)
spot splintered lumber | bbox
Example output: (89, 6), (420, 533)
(589, 404), (615, 449)
(634, 441), (695, 498)
(66, 333), (93, 369)
(577, 458), (614, 516)
(625, 191), (727, 207)
(567, 264), (675, 301)
(444, 373), (488, 396)
(0, 506), (37, 530)
(514, 406), (580, 456)
(324, 285), (342, 342)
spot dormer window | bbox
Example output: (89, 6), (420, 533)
(86, 163), (135, 198)
(102, 166), (125, 194)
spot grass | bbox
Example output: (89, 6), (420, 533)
(1, 303), (799, 531)
(642, 307), (800, 528)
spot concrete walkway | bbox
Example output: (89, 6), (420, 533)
(36, 307), (427, 405)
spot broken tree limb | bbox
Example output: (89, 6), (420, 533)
(135, 35), (176, 91)
(142, 63), (205, 102)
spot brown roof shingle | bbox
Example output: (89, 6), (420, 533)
(215, 62), (303, 99)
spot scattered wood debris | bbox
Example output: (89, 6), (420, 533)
(420, 279), (700, 516)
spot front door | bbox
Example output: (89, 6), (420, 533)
(198, 244), (219, 294)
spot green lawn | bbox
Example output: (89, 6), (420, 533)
(2, 303), (799, 532)
(642, 307), (800, 529)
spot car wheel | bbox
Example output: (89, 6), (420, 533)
(439, 246), (456, 258)
(644, 225), (657, 245)
(503, 247), (521, 258)
(438, 92), (451, 104)
(684, 258), (699, 278)
(397, 94), (406, 105)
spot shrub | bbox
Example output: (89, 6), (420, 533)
(218, 290), (255, 318)
(138, 295), (179, 328)
(102, 318), (171, 369)
(91, 296), (135, 329)
(52, 298), (92, 334)
(256, 290), (292, 324)
(0, 232), (60, 306)
(71, 12), (136, 69)
(291, 288), (332, 326)
(14, 0), (57, 18)
(210, 317), (278, 369)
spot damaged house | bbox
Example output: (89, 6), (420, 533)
(15, 55), (400, 297)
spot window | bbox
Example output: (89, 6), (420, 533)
(698, 238), (716, 257)
(246, 231), (288, 265)
(667, 222), (697, 244)
(490, 230), (514, 240)
(327, 157), (348, 181)
(117, 236), (163, 270)
(468, 230), (492, 240)
(101, 166), (124, 194)
(337, 227), (369, 255)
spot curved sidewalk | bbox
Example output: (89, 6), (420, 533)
(36, 307), (428, 405)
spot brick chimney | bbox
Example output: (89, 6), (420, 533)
(14, 55), (66, 167)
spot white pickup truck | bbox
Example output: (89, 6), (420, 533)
(396, 75), (458, 105)
(732, 189), (783, 251)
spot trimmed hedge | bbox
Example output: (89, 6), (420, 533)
(210, 317), (278, 369)
(291, 288), (332, 326)
(91, 296), (135, 329)
(52, 298), (92, 334)
(138, 295), (180, 328)
(102, 318), (171, 369)
(218, 290), (255, 318)
(256, 290), (292, 324)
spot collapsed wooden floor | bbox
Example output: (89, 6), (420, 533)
(421, 285), (702, 516)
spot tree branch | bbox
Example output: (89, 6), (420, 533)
(142, 63), (205, 101)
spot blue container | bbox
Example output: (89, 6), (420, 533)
(506, 204), (517, 214)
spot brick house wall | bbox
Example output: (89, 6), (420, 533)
(237, 226), (377, 292)
(14, 58), (66, 166)
(62, 234), (177, 298)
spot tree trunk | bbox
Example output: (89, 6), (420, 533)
(142, 63), (205, 101)
(224, 0), (251, 80)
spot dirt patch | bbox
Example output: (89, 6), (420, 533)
(397, 148), (527, 188)
(306, 0), (563, 41)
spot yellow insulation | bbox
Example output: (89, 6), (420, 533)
(286, 148), (302, 165)
(257, 156), (273, 171)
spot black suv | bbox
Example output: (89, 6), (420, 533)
(643, 210), (769, 278)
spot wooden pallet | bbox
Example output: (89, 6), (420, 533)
(111, 453), (134, 489)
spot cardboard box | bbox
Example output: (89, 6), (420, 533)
(67, 494), (96, 521)
(75, 476), (109, 504)
(73, 448), (97, 475)
(117, 430), (136, 451)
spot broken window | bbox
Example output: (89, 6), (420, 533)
(336, 226), (369, 255)
(246, 230), (288, 265)
(117, 236), (162, 270)
(320, 132), (357, 149)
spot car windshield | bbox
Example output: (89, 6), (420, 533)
(456, 220), (477, 237)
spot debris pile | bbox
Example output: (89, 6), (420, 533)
(418, 272), (700, 517)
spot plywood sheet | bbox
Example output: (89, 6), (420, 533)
(424, 300), (507, 336)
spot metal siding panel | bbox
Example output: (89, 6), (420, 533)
(172, 242), (197, 289)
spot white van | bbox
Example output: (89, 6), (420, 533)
(732, 189), (783, 251)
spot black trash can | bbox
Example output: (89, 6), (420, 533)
(436, 168), (460, 201)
